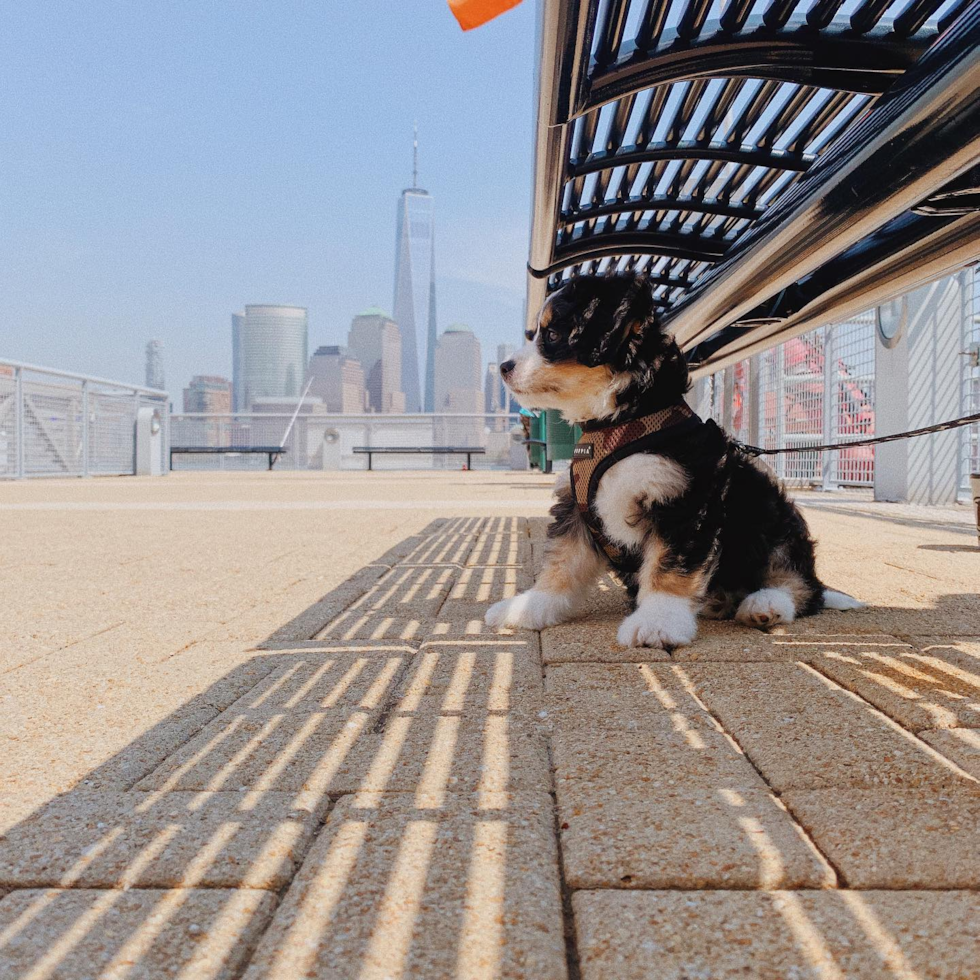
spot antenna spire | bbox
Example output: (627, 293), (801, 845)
(412, 121), (419, 189)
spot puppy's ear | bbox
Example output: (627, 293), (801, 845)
(596, 273), (658, 368)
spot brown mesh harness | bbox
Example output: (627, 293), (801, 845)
(569, 403), (704, 570)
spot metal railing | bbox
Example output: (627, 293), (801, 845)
(0, 360), (170, 479)
(169, 412), (524, 471)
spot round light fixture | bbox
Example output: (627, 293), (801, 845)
(876, 296), (907, 348)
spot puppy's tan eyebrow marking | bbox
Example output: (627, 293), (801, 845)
(539, 304), (554, 329)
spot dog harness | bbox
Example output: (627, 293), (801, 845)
(569, 402), (705, 570)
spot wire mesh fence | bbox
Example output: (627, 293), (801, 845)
(169, 413), (525, 471)
(702, 312), (877, 488)
(0, 360), (169, 478)
(963, 266), (980, 493)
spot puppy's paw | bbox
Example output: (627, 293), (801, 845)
(485, 590), (574, 630)
(617, 594), (697, 649)
(736, 587), (796, 628)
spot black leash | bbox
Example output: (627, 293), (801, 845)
(736, 412), (980, 457)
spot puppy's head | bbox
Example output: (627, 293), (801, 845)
(501, 273), (689, 423)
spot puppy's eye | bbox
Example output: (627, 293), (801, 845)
(544, 329), (560, 344)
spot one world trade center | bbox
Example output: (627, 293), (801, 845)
(392, 128), (437, 413)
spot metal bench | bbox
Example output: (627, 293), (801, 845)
(170, 446), (285, 471)
(352, 446), (486, 470)
(528, 0), (980, 376)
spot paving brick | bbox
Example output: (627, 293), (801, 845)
(262, 565), (391, 642)
(0, 888), (275, 980)
(241, 793), (567, 980)
(0, 791), (326, 889)
(357, 565), (459, 618)
(772, 593), (980, 637)
(783, 788), (980, 888)
(226, 648), (412, 713)
(544, 663), (718, 733)
(396, 532), (477, 566)
(811, 645), (980, 731)
(465, 532), (531, 567)
(551, 728), (765, 792)
(316, 613), (443, 642)
(398, 642), (543, 714)
(480, 516), (527, 536)
(439, 565), (534, 621)
(673, 630), (911, 664)
(908, 636), (980, 658)
(684, 663), (973, 789)
(315, 613), (525, 643)
(920, 727), (980, 779)
(335, 702), (550, 796)
(557, 786), (834, 889)
(134, 708), (378, 794)
(541, 616), (672, 664)
(573, 890), (980, 980)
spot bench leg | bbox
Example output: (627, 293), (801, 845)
(367, 453), (373, 471)
(467, 453), (472, 470)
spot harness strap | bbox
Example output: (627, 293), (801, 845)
(569, 403), (704, 568)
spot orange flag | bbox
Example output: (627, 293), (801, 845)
(448, 0), (524, 30)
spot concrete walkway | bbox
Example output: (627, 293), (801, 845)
(1, 472), (978, 978)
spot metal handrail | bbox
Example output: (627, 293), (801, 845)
(0, 358), (170, 398)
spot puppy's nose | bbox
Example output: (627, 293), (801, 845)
(500, 360), (516, 377)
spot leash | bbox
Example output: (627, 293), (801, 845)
(735, 412), (980, 457)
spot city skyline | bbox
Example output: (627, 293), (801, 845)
(2, 3), (534, 399)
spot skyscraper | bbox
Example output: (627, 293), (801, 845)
(433, 325), (482, 413)
(347, 309), (405, 413)
(231, 305), (308, 412)
(392, 126), (437, 413)
(145, 340), (165, 391)
(182, 375), (232, 414)
(308, 346), (367, 414)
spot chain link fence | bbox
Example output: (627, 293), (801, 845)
(169, 413), (525, 471)
(0, 360), (169, 478)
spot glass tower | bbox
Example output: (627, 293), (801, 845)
(231, 305), (308, 412)
(392, 130), (437, 412)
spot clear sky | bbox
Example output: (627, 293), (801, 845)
(1, 1), (536, 396)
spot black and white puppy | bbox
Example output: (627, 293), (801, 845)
(486, 272), (862, 648)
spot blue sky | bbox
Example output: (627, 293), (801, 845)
(1, 1), (536, 396)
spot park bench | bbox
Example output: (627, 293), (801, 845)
(353, 446), (486, 470)
(170, 446), (284, 471)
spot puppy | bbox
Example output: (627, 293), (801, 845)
(486, 272), (862, 648)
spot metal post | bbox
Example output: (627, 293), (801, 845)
(822, 326), (835, 490)
(721, 367), (735, 432)
(81, 379), (90, 478)
(133, 390), (141, 475)
(14, 367), (24, 479)
(775, 346), (786, 482)
(747, 356), (761, 447)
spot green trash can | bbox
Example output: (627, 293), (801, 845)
(526, 411), (548, 472)
(547, 412), (581, 465)
(522, 411), (581, 472)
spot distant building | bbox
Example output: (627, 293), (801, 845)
(348, 309), (405, 413)
(392, 128), (437, 412)
(145, 340), (165, 391)
(232, 305), (308, 412)
(182, 375), (232, 414)
(308, 346), (367, 414)
(433, 325), (482, 413)
(489, 342), (520, 414)
(485, 362), (501, 413)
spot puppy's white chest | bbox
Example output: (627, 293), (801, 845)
(593, 453), (689, 548)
